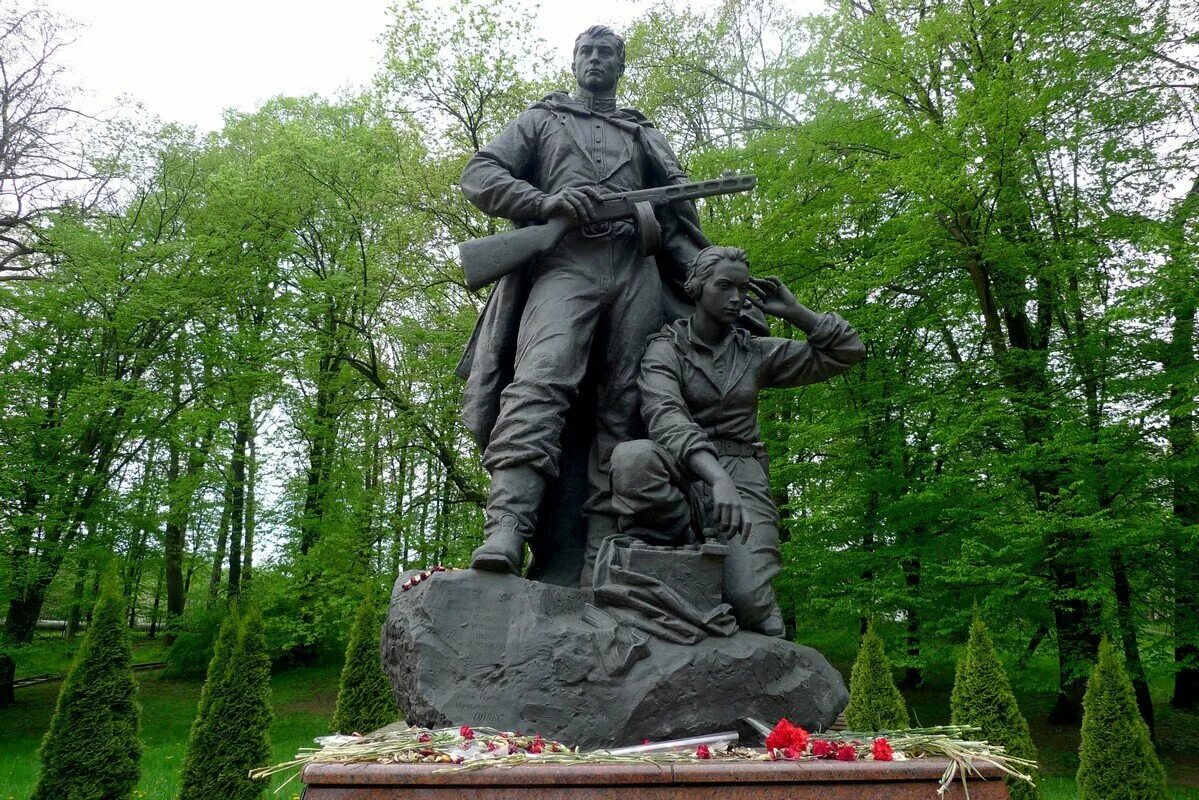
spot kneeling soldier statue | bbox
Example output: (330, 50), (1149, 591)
(608, 246), (865, 636)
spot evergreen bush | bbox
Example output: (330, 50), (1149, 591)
(31, 572), (141, 800)
(843, 620), (908, 730)
(178, 604), (240, 798)
(178, 605), (273, 800)
(332, 591), (397, 734)
(951, 615), (1041, 800)
(1077, 638), (1168, 800)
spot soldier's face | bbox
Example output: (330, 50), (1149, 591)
(573, 35), (624, 94)
(698, 260), (751, 327)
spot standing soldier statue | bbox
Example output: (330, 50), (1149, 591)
(457, 26), (758, 581)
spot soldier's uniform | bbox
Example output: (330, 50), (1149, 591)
(459, 91), (709, 562)
(609, 313), (865, 633)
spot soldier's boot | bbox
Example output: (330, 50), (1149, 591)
(471, 465), (545, 574)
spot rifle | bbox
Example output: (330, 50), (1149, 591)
(458, 174), (756, 291)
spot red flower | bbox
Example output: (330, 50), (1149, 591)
(696, 745), (711, 759)
(459, 725), (474, 740)
(417, 733), (432, 743)
(642, 739), (652, 745)
(835, 745), (857, 762)
(782, 746), (802, 760)
(765, 718), (810, 753)
(528, 741), (544, 754)
(811, 739), (833, 759)
(872, 738), (894, 762)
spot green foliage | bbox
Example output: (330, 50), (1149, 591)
(952, 615), (1041, 800)
(165, 604), (232, 679)
(178, 606), (272, 800)
(844, 622), (908, 731)
(31, 572), (141, 800)
(331, 591), (397, 734)
(1076, 639), (1168, 800)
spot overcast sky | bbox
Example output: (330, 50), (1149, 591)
(35, 0), (819, 133)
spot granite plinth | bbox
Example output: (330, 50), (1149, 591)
(301, 758), (1011, 799)
(382, 569), (848, 748)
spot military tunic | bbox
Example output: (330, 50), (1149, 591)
(460, 91), (706, 542)
(609, 312), (865, 631)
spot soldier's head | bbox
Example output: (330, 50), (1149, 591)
(573, 25), (625, 94)
(686, 246), (751, 327)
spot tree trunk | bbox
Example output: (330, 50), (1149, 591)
(209, 476), (232, 599)
(1112, 551), (1155, 735)
(64, 559), (88, 641)
(227, 409), (249, 600)
(148, 562), (165, 640)
(901, 554), (922, 688)
(241, 420), (256, 592)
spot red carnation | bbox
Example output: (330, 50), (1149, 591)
(872, 738), (894, 762)
(782, 746), (802, 760)
(459, 725), (474, 740)
(642, 739), (652, 745)
(529, 741), (544, 754)
(696, 744), (711, 759)
(811, 739), (833, 759)
(835, 745), (857, 762)
(765, 718), (809, 752)
(417, 733), (432, 743)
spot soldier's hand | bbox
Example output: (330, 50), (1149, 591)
(540, 186), (603, 223)
(712, 477), (752, 543)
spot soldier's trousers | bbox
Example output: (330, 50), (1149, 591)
(608, 439), (782, 631)
(482, 229), (663, 532)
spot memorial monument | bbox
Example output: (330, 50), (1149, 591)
(383, 24), (865, 749)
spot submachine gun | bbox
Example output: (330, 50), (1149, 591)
(458, 174), (757, 291)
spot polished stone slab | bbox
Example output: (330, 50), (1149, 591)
(301, 757), (1010, 799)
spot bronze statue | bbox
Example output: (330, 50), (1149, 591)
(607, 247), (865, 635)
(456, 25), (745, 581)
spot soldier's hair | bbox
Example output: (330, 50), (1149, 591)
(574, 25), (626, 67)
(684, 246), (748, 300)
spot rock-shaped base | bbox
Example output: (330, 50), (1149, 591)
(383, 569), (847, 748)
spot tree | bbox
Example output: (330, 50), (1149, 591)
(843, 621), (908, 731)
(0, 6), (108, 280)
(31, 571), (140, 800)
(178, 606), (272, 800)
(1076, 638), (1167, 800)
(951, 615), (1040, 800)
(332, 589), (397, 734)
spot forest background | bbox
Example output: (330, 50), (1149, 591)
(0, 0), (1197, 795)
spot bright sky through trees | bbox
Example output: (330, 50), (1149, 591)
(35, 0), (818, 132)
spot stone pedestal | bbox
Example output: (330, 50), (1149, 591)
(301, 759), (1011, 799)
(382, 569), (848, 749)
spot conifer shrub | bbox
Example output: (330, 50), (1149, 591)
(178, 605), (273, 800)
(1077, 638), (1168, 800)
(32, 572), (141, 800)
(332, 591), (397, 734)
(844, 620), (909, 730)
(951, 615), (1041, 800)
(178, 605), (240, 798)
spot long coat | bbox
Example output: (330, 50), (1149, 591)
(454, 92), (717, 447)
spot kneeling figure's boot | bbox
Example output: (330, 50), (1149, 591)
(753, 605), (786, 638)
